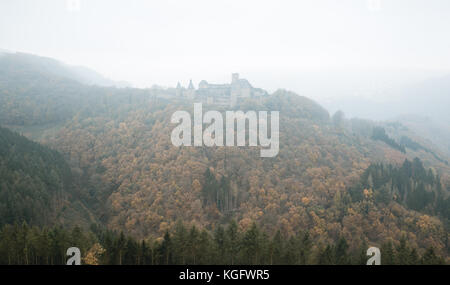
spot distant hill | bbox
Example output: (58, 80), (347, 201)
(399, 74), (450, 123)
(0, 52), (130, 88)
(389, 75), (450, 156)
(320, 73), (450, 157)
(0, 52), (138, 127)
(320, 73), (450, 124)
(395, 115), (450, 156)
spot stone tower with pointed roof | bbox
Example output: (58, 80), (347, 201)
(184, 79), (196, 99)
(176, 82), (182, 97)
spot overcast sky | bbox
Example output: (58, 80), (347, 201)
(1, 0), (450, 95)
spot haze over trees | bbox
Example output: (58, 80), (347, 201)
(0, 53), (448, 264)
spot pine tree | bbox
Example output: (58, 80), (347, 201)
(334, 237), (350, 265)
(225, 220), (239, 265)
(173, 221), (188, 264)
(408, 248), (419, 265)
(159, 231), (172, 265)
(270, 230), (283, 265)
(318, 244), (334, 265)
(421, 247), (444, 265)
(213, 225), (226, 264)
(197, 229), (212, 265)
(381, 241), (395, 265)
(116, 231), (126, 265)
(356, 240), (368, 265)
(242, 223), (261, 264)
(395, 236), (409, 265)
(187, 225), (200, 264)
(299, 231), (312, 265)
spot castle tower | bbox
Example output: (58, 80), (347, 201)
(232, 73), (239, 83)
(176, 82), (182, 97)
(230, 73), (240, 107)
(185, 79), (195, 99)
(188, 79), (194, 90)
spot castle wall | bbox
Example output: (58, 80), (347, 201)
(175, 73), (267, 107)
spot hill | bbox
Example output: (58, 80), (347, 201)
(0, 52), (138, 129)
(0, 126), (93, 227)
(0, 52), (129, 88)
(42, 90), (450, 259)
(0, 53), (448, 262)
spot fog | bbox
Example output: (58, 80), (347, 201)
(1, 0), (450, 121)
(1, 2), (450, 264)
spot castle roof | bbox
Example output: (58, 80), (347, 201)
(188, 79), (194, 89)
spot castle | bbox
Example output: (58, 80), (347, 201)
(176, 73), (267, 107)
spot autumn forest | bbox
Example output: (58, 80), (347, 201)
(0, 52), (449, 265)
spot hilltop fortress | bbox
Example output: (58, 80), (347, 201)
(175, 73), (268, 107)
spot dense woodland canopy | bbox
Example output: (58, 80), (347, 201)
(0, 53), (449, 264)
(0, 126), (84, 226)
(0, 221), (445, 265)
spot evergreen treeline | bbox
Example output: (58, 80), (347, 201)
(350, 158), (445, 214)
(0, 127), (73, 226)
(0, 221), (445, 265)
(371, 127), (406, 153)
(201, 169), (234, 212)
(0, 223), (94, 265)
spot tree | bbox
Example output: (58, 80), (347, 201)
(421, 247), (444, 265)
(83, 243), (105, 265)
(158, 231), (172, 265)
(213, 226), (226, 264)
(241, 223), (261, 264)
(187, 226), (200, 264)
(395, 236), (410, 265)
(381, 241), (395, 265)
(270, 230), (284, 265)
(225, 220), (240, 265)
(334, 237), (350, 265)
(114, 232), (127, 265)
(299, 232), (312, 265)
(173, 221), (188, 264)
(332, 110), (345, 132)
(318, 245), (334, 265)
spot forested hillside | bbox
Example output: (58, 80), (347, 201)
(0, 53), (449, 263)
(44, 92), (449, 260)
(0, 127), (92, 227)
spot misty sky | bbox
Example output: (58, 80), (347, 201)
(1, 0), (450, 98)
